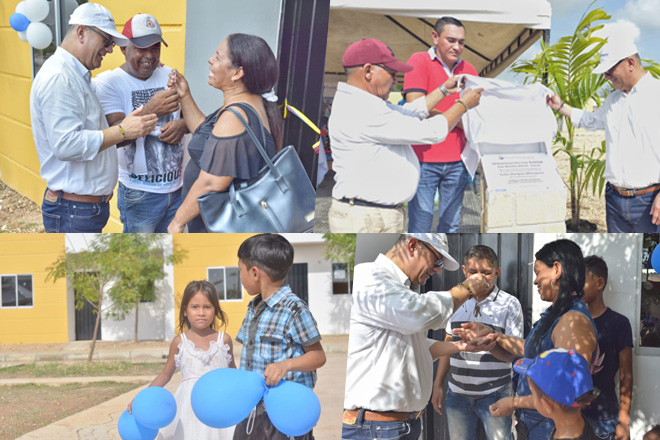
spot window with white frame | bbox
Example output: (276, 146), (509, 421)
(641, 234), (660, 350)
(208, 267), (242, 301)
(1, 274), (34, 308)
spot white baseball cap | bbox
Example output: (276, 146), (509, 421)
(593, 37), (638, 74)
(404, 233), (460, 271)
(122, 14), (168, 48)
(68, 3), (129, 47)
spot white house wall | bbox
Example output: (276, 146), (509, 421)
(532, 233), (659, 438)
(289, 240), (351, 335)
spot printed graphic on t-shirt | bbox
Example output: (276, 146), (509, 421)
(126, 87), (184, 187)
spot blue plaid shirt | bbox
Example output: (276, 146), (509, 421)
(236, 285), (321, 389)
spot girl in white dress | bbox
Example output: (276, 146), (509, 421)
(129, 280), (236, 439)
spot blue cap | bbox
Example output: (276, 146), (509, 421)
(513, 348), (593, 407)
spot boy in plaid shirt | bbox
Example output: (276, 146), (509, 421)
(234, 234), (326, 440)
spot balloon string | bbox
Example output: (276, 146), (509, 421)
(246, 407), (257, 435)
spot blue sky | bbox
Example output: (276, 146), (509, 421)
(500, 0), (660, 82)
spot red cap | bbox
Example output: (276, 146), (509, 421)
(342, 38), (413, 73)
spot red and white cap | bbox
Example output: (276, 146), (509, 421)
(342, 38), (413, 73)
(122, 14), (168, 48)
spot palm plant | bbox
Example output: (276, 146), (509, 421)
(512, 7), (610, 231)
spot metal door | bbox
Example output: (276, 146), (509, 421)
(285, 263), (309, 305)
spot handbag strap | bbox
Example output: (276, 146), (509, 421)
(225, 106), (286, 189)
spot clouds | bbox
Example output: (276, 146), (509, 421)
(619, 0), (660, 30)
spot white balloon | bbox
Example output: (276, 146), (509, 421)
(15, 1), (27, 14)
(26, 22), (52, 50)
(24, 0), (49, 23)
(18, 30), (28, 42)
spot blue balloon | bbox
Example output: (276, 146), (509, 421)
(10, 13), (30, 32)
(117, 410), (158, 440)
(131, 387), (177, 429)
(652, 245), (660, 274)
(263, 381), (321, 436)
(191, 368), (266, 428)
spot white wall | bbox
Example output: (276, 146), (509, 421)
(286, 235), (351, 335)
(65, 234), (174, 342)
(532, 233), (659, 438)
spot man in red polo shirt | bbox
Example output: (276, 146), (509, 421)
(404, 17), (478, 233)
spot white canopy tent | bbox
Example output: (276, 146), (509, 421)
(325, 0), (552, 96)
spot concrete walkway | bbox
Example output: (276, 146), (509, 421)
(2, 336), (348, 440)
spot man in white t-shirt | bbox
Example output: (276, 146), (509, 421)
(95, 14), (187, 232)
(432, 245), (523, 440)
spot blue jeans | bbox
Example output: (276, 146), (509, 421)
(117, 183), (182, 233)
(605, 183), (660, 232)
(408, 161), (468, 233)
(342, 410), (421, 440)
(584, 415), (618, 440)
(517, 409), (554, 440)
(42, 189), (110, 233)
(446, 385), (513, 440)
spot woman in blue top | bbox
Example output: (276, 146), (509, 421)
(457, 239), (597, 440)
(167, 33), (282, 232)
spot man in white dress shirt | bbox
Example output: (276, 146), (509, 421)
(30, 3), (157, 232)
(548, 36), (660, 232)
(328, 38), (482, 233)
(342, 233), (491, 440)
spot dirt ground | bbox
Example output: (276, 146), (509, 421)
(0, 182), (44, 233)
(0, 131), (607, 233)
(0, 339), (169, 355)
(0, 382), (138, 440)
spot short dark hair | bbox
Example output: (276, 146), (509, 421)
(177, 280), (228, 334)
(584, 255), (609, 289)
(464, 245), (499, 268)
(647, 425), (660, 436)
(434, 16), (465, 35)
(238, 234), (294, 282)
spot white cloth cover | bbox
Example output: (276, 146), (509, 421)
(460, 76), (557, 178)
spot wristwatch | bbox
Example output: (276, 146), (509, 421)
(439, 84), (449, 96)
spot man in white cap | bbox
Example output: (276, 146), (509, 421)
(94, 14), (187, 232)
(30, 3), (158, 233)
(547, 36), (660, 232)
(342, 233), (492, 440)
(328, 38), (483, 233)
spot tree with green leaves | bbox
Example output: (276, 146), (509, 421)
(46, 234), (187, 361)
(512, 7), (610, 231)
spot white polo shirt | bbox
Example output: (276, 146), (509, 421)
(344, 254), (455, 412)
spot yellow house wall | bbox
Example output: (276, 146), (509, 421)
(172, 234), (254, 340)
(0, 1), (187, 232)
(0, 234), (67, 344)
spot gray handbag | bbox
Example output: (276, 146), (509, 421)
(197, 105), (315, 233)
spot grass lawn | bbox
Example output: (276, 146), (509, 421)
(0, 382), (139, 440)
(0, 361), (164, 379)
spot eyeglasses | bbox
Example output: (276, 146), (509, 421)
(419, 241), (445, 269)
(604, 58), (626, 76)
(372, 63), (398, 81)
(86, 26), (115, 48)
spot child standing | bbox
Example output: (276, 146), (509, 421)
(234, 234), (326, 440)
(130, 280), (237, 440)
(582, 256), (633, 440)
(514, 348), (599, 440)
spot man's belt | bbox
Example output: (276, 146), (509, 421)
(338, 197), (401, 210)
(46, 189), (113, 204)
(342, 408), (424, 424)
(611, 183), (660, 197)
